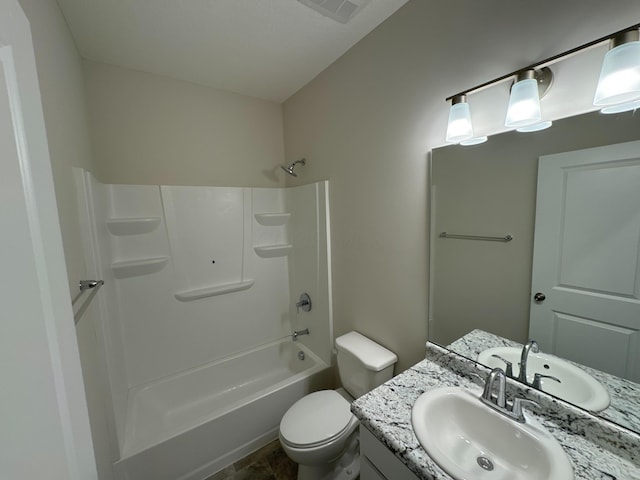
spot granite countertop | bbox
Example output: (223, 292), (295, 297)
(448, 329), (640, 432)
(352, 343), (640, 480)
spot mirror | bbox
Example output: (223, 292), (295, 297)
(429, 109), (640, 433)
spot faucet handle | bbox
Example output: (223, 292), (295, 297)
(490, 354), (514, 378)
(296, 293), (312, 313)
(511, 398), (539, 423)
(532, 373), (561, 390)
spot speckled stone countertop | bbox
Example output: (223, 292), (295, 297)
(448, 329), (640, 432)
(352, 343), (640, 480)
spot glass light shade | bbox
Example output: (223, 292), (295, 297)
(460, 136), (488, 146)
(517, 120), (553, 132)
(505, 78), (542, 127)
(600, 99), (640, 114)
(593, 41), (640, 106)
(445, 102), (473, 143)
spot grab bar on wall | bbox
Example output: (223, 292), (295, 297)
(439, 232), (513, 242)
(72, 279), (104, 325)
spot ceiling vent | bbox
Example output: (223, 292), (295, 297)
(298, 0), (371, 24)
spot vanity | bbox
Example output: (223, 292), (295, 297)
(398, 103), (640, 479)
(380, 44), (640, 478)
(352, 342), (640, 480)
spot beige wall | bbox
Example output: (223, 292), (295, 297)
(83, 60), (286, 187)
(16, 1), (115, 478)
(282, 0), (640, 372)
(431, 111), (640, 347)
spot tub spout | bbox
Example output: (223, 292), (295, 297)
(292, 328), (309, 341)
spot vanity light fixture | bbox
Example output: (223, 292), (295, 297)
(593, 29), (640, 107)
(444, 22), (640, 140)
(445, 94), (474, 143)
(505, 68), (553, 128)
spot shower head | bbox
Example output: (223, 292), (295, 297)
(280, 164), (297, 177)
(281, 158), (306, 177)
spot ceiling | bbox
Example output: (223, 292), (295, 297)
(56, 0), (409, 102)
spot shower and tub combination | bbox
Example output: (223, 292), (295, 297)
(75, 169), (333, 480)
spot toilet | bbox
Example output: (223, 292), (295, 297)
(279, 331), (398, 480)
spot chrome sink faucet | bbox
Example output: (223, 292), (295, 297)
(481, 368), (507, 409)
(518, 340), (539, 384)
(516, 340), (562, 391)
(480, 367), (538, 423)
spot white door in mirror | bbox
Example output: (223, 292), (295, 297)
(530, 141), (640, 382)
(411, 387), (573, 480)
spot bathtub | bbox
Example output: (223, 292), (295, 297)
(114, 339), (331, 480)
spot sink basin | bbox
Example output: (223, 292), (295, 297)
(477, 347), (610, 412)
(411, 387), (573, 480)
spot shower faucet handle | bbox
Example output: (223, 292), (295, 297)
(296, 293), (312, 313)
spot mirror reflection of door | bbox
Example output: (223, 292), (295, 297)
(530, 140), (640, 382)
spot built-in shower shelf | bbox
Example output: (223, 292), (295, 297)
(111, 256), (168, 278)
(254, 244), (293, 258)
(174, 279), (255, 301)
(106, 217), (161, 236)
(254, 213), (291, 226)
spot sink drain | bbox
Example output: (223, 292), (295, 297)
(477, 456), (494, 471)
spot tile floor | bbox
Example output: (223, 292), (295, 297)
(205, 440), (297, 480)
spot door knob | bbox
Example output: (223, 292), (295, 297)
(533, 292), (546, 302)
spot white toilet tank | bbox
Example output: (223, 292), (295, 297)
(335, 331), (398, 399)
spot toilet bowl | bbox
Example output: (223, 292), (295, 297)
(280, 390), (360, 480)
(279, 332), (397, 480)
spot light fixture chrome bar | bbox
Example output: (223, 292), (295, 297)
(72, 279), (104, 324)
(446, 22), (640, 101)
(611, 29), (640, 48)
(439, 232), (513, 242)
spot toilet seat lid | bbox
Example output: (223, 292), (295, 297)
(280, 390), (353, 448)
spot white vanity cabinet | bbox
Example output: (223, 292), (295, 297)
(360, 426), (420, 480)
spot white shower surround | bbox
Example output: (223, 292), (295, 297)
(75, 171), (333, 478)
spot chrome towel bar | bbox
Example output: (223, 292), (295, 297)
(439, 232), (513, 242)
(73, 279), (104, 325)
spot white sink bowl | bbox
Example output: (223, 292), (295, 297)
(411, 387), (573, 480)
(477, 347), (610, 412)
